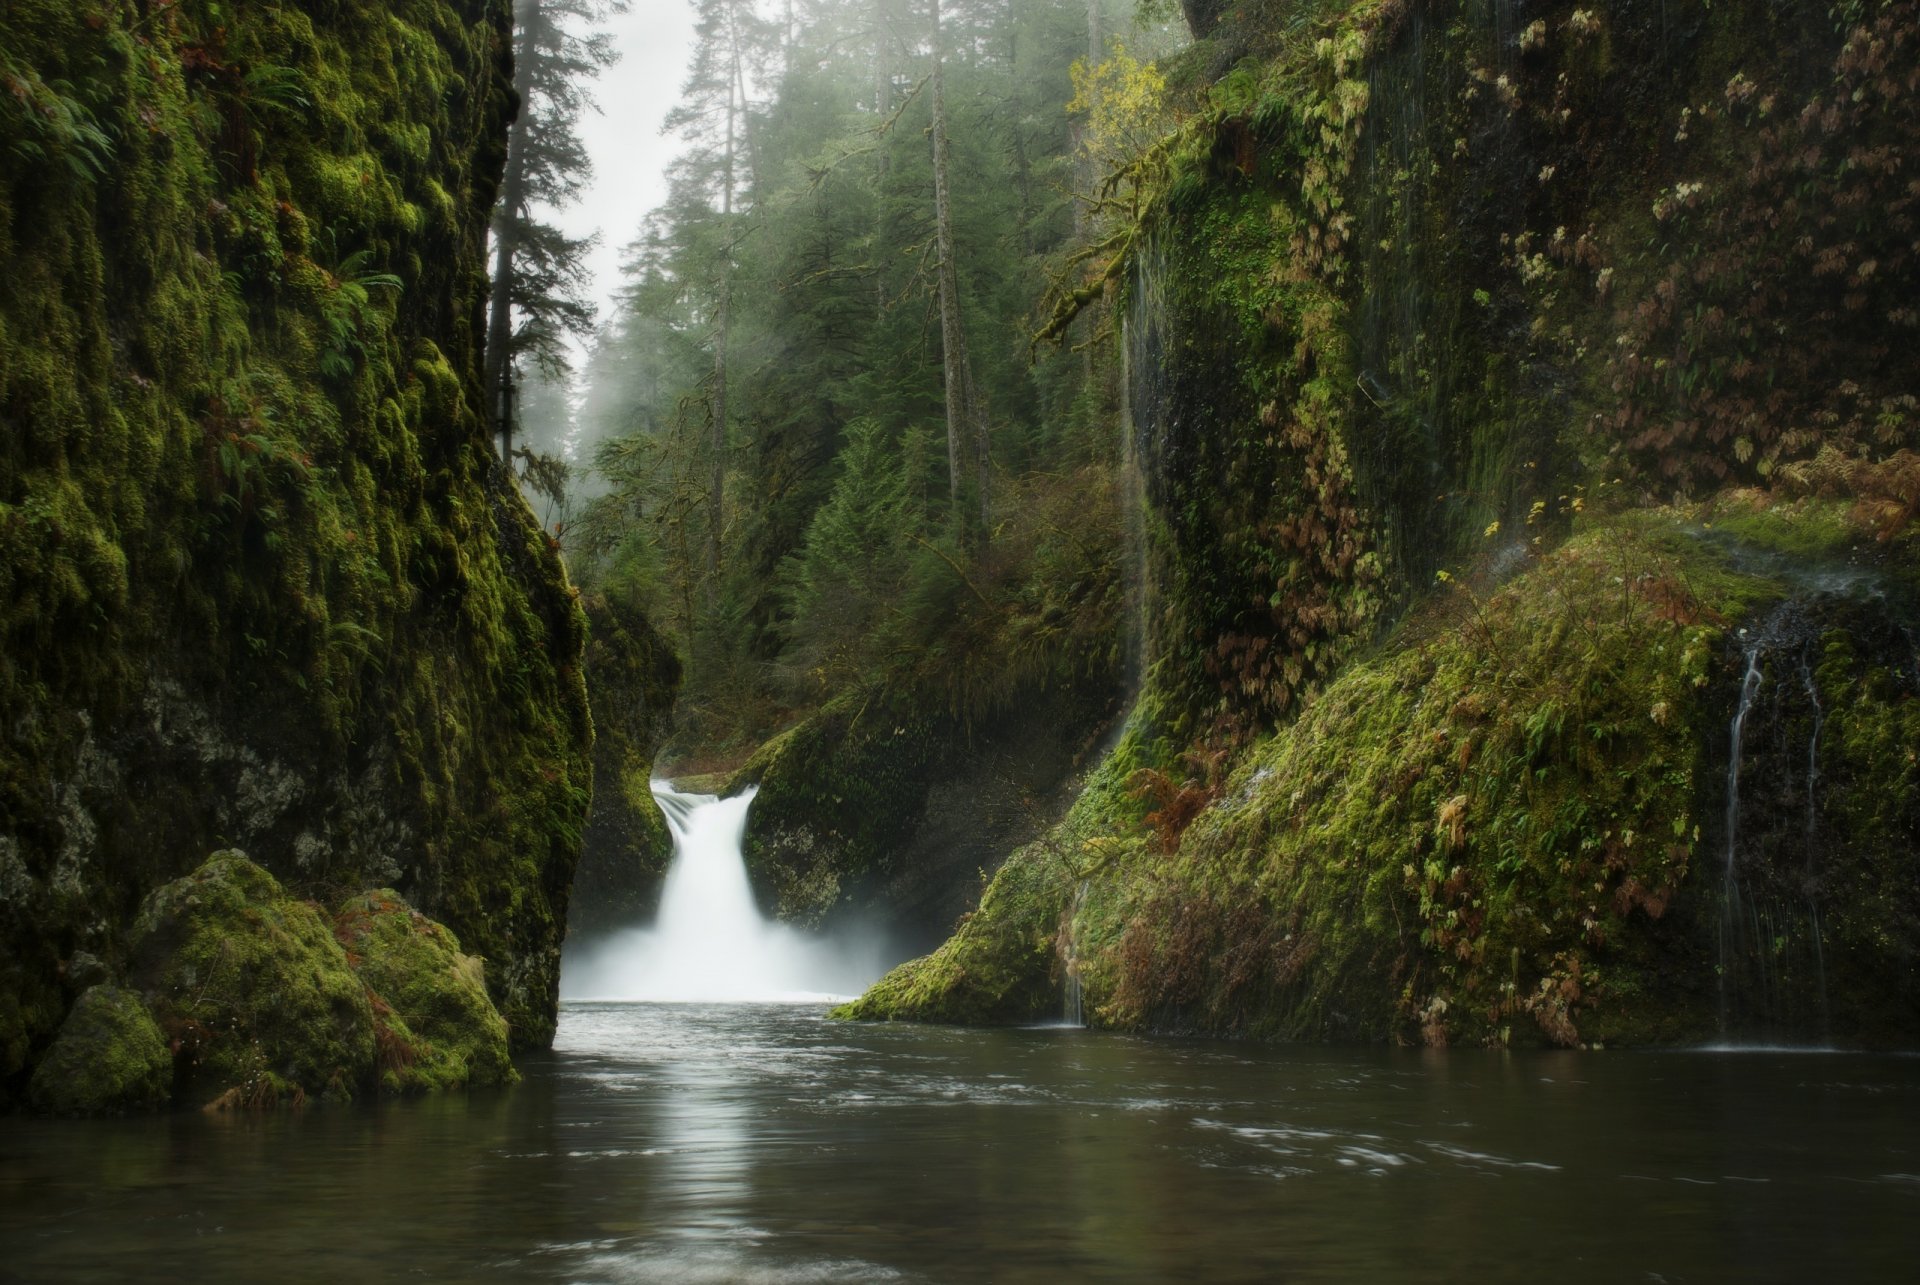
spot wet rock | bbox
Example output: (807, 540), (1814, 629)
(63, 951), (111, 992)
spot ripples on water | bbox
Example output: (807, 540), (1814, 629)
(4, 1003), (1918, 1282)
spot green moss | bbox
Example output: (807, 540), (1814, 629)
(833, 702), (1164, 1026)
(570, 591), (681, 936)
(26, 985), (171, 1117)
(130, 852), (375, 1106)
(849, 509), (1919, 1046)
(831, 840), (1068, 1025)
(333, 890), (515, 1093)
(1, 0), (600, 1080)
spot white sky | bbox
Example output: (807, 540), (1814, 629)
(553, 1), (700, 363)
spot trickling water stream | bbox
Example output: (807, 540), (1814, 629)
(1710, 592), (1871, 1043)
(561, 784), (887, 1003)
(1717, 634), (1770, 1033)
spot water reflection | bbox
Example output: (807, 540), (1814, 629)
(3, 1004), (1917, 1282)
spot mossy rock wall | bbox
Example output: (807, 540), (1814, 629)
(0, 0), (594, 1101)
(736, 677), (1124, 947)
(843, 0), (1920, 1044)
(569, 592), (681, 937)
(1136, 0), (1919, 735)
(848, 510), (1920, 1047)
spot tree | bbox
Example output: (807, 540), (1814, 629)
(929, 0), (990, 537)
(485, 0), (629, 463)
(667, 0), (779, 580)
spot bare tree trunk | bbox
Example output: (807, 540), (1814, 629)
(485, 99), (528, 463)
(872, 1), (892, 326)
(709, 7), (741, 583)
(1006, 0), (1035, 258)
(929, 0), (986, 536)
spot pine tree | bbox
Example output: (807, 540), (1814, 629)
(929, 0), (990, 537)
(485, 0), (628, 463)
(667, 0), (779, 581)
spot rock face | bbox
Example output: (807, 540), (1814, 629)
(568, 593), (682, 938)
(0, 0), (599, 1105)
(842, 1), (1920, 1046)
(736, 670), (1124, 951)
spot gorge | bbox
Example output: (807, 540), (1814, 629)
(2, 0), (1917, 1277)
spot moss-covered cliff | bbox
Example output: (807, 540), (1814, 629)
(841, 0), (1920, 1046)
(0, 0), (594, 1104)
(568, 591), (680, 938)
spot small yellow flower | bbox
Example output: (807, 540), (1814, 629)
(1483, 520), (1501, 538)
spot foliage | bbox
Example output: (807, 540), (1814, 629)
(317, 251), (403, 379)
(0, 49), (115, 181)
(489, 0), (631, 458)
(572, 0), (1156, 770)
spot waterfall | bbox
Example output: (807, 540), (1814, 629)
(560, 783), (886, 1003)
(1711, 593), (1854, 1044)
(1799, 656), (1830, 1038)
(1717, 637), (1767, 1033)
(1062, 879), (1090, 1027)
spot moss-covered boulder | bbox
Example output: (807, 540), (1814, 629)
(735, 673), (1125, 952)
(333, 890), (514, 1092)
(26, 986), (171, 1117)
(130, 852), (375, 1107)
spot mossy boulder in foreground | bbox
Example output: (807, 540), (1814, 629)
(131, 852), (377, 1107)
(26, 986), (171, 1117)
(108, 852), (516, 1110)
(334, 890), (515, 1092)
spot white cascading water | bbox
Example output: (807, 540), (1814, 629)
(561, 783), (887, 1003)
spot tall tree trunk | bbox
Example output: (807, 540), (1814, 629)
(1006, 0), (1035, 258)
(485, 101), (528, 463)
(929, 0), (986, 536)
(709, 3), (742, 583)
(871, 1), (892, 327)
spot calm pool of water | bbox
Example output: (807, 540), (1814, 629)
(3, 1003), (1917, 1282)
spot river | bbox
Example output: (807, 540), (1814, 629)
(3, 1001), (1917, 1282)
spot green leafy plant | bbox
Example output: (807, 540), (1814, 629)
(317, 251), (403, 379)
(0, 52), (114, 182)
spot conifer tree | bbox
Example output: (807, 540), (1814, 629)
(667, 0), (778, 579)
(929, 0), (989, 536)
(485, 0), (628, 463)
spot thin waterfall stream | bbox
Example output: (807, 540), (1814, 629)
(1717, 636), (1768, 1034)
(561, 783), (887, 1003)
